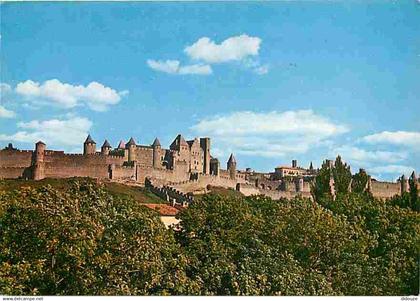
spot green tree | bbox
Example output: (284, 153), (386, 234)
(312, 156), (353, 201)
(332, 155), (352, 195)
(0, 181), (187, 295)
(312, 161), (333, 201)
(175, 194), (338, 295)
(409, 176), (419, 212)
(1, 178), (419, 296)
(352, 169), (369, 193)
(315, 192), (420, 295)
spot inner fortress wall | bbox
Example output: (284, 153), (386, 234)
(150, 167), (190, 183)
(170, 174), (238, 194)
(135, 147), (154, 168)
(134, 162), (190, 184)
(105, 155), (126, 165)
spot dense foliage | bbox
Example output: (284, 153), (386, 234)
(0, 181), (186, 295)
(0, 177), (419, 295)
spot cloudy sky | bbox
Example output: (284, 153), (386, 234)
(1, 2), (419, 181)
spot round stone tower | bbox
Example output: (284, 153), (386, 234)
(227, 153), (237, 180)
(33, 141), (46, 180)
(126, 137), (137, 162)
(152, 138), (161, 169)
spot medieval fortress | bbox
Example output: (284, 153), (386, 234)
(0, 134), (418, 202)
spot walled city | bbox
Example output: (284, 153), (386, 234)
(0, 134), (418, 203)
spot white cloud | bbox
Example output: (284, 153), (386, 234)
(185, 34), (261, 64)
(0, 83), (12, 96)
(0, 116), (92, 147)
(362, 131), (420, 148)
(179, 64), (212, 75)
(147, 60), (180, 74)
(192, 110), (348, 137)
(244, 59), (269, 75)
(147, 59), (212, 75)
(148, 34), (266, 75)
(331, 145), (408, 165)
(328, 144), (417, 180)
(368, 165), (416, 177)
(254, 64), (269, 75)
(15, 79), (128, 111)
(0, 105), (15, 118)
(191, 110), (348, 157)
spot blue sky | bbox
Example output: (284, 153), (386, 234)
(1, 1), (419, 181)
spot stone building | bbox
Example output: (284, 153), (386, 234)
(271, 160), (317, 180)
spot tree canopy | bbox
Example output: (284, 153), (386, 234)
(0, 181), (186, 295)
(0, 178), (419, 295)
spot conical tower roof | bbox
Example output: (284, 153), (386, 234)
(117, 140), (125, 149)
(170, 134), (188, 149)
(102, 139), (111, 148)
(152, 137), (161, 147)
(84, 134), (96, 144)
(126, 137), (136, 147)
(227, 153), (236, 164)
(411, 171), (417, 180)
(309, 161), (314, 170)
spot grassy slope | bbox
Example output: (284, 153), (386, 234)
(0, 180), (244, 205)
(0, 178), (166, 204)
(194, 185), (244, 201)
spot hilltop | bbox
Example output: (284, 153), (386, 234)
(0, 178), (166, 205)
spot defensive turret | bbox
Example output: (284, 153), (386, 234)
(83, 134), (96, 155)
(152, 137), (161, 169)
(126, 137), (136, 162)
(101, 140), (112, 155)
(33, 141), (46, 180)
(227, 153), (237, 180)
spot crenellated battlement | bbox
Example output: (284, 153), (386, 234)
(107, 154), (125, 159)
(0, 149), (33, 154)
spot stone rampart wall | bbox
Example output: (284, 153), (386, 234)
(237, 183), (260, 196)
(170, 174), (238, 193)
(43, 152), (109, 179)
(236, 182), (312, 200)
(0, 150), (33, 168)
(146, 178), (193, 206)
(371, 181), (401, 199)
(136, 166), (190, 185)
(111, 165), (136, 180)
(0, 167), (29, 179)
(260, 189), (312, 200)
